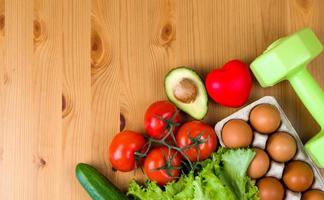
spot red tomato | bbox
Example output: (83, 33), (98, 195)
(109, 130), (146, 172)
(144, 101), (181, 139)
(144, 146), (182, 185)
(176, 121), (218, 162)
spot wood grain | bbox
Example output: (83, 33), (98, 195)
(0, 0), (323, 199)
(62, 0), (91, 199)
(34, 0), (62, 199)
(1, 0), (35, 199)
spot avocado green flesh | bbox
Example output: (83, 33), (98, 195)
(165, 67), (208, 120)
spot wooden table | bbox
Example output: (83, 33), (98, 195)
(1, 0), (324, 199)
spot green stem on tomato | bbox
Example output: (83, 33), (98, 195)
(134, 111), (209, 173)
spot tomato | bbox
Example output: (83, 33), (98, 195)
(176, 121), (218, 162)
(144, 146), (182, 185)
(109, 130), (146, 172)
(144, 101), (181, 139)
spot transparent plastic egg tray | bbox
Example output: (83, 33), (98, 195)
(214, 96), (324, 200)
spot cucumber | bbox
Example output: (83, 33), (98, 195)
(75, 163), (128, 200)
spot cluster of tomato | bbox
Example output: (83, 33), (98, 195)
(109, 101), (218, 185)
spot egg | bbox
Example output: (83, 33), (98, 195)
(266, 132), (297, 162)
(257, 177), (285, 200)
(302, 189), (324, 200)
(283, 160), (314, 192)
(249, 104), (281, 134)
(247, 148), (270, 179)
(221, 119), (253, 148)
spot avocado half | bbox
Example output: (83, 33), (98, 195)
(164, 67), (208, 120)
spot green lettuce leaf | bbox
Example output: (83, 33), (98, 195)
(127, 148), (260, 200)
(128, 180), (170, 200)
(220, 148), (259, 200)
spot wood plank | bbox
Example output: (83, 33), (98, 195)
(34, 0), (63, 199)
(1, 0), (35, 199)
(61, 0), (91, 199)
(91, 0), (121, 190)
(0, 0), (4, 197)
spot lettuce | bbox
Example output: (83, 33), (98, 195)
(128, 148), (259, 200)
(219, 149), (259, 200)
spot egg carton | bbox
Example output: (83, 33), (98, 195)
(214, 96), (324, 200)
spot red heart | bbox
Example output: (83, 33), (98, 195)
(205, 60), (252, 107)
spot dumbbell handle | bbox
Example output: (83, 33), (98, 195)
(288, 66), (324, 129)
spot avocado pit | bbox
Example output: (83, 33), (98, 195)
(173, 78), (198, 103)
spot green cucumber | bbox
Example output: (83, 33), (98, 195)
(75, 163), (128, 200)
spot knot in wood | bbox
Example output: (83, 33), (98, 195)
(159, 23), (175, 46)
(33, 19), (47, 44)
(120, 113), (126, 131)
(91, 30), (106, 69)
(0, 15), (5, 32)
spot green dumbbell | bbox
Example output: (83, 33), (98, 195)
(251, 28), (324, 167)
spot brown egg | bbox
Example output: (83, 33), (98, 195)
(221, 119), (253, 148)
(302, 189), (324, 200)
(257, 177), (285, 200)
(247, 148), (270, 179)
(266, 132), (297, 162)
(250, 104), (281, 134)
(283, 160), (314, 192)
